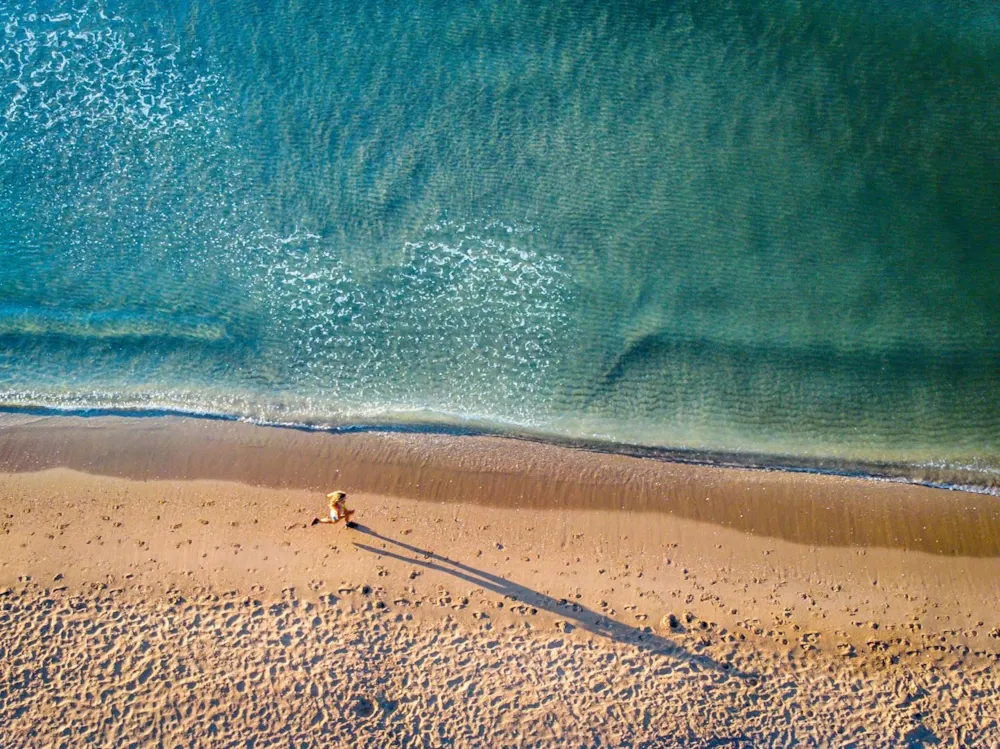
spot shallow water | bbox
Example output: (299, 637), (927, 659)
(1, 0), (999, 483)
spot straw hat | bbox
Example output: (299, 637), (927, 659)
(326, 490), (347, 501)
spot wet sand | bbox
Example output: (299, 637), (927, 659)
(1, 415), (999, 745)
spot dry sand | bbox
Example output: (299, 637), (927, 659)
(1, 415), (999, 746)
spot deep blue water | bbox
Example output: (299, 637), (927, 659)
(2, 0), (999, 485)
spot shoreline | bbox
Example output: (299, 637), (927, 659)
(1, 413), (999, 556)
(2, 404), (997, 495)
(2, 415), (1000, 744)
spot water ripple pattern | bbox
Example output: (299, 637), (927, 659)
(1, 0), (999, 484)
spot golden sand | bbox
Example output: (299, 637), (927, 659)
(1, 416), (998, 745)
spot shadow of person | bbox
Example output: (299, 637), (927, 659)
(351, 524), (755, 681)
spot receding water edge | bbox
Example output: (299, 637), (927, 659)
(1, 402), (996, 497)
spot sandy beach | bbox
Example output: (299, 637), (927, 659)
(1, 415), (999, 746)
(5, 0), (1000, 745)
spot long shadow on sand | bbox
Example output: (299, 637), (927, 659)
(352, 525), (755, 681)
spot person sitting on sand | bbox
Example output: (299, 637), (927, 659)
(313, 490), (355, 527)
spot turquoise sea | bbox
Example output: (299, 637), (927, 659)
(2, 1), (999, 487)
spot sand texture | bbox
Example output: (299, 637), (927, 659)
(1, 417), (999, 746)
